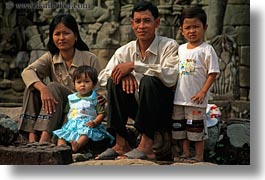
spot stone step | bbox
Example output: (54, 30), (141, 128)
(0, 142), (72, 165)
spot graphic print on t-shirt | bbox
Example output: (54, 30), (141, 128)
(179, 58), (196, 76)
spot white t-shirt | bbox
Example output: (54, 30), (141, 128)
(173, 42), (220, 108)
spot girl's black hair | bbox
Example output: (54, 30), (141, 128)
(180, 6), (207, 27)
(47, 14), (89, 55)
(73, 65), (98, 85)
(131, 1), (159, 19)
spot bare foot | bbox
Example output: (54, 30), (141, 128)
(173, 154), (191, 162)
(57, 139), (67, 147)
(112, 144), (132, 155)
(39, 131), (51, 143)
(194, 156), (204, 162)
(29, 132), (38, 143)
(70, 141), (80, 153)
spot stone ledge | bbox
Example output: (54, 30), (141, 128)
(0, 142), (72, 165)
(71, 159), (216, 166)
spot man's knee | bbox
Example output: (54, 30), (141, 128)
(107, 78), (118, 89)
(140, 76), (158, 84)
(140, 76), (161, 90)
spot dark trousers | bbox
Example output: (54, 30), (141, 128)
(107, 76), (174, 140)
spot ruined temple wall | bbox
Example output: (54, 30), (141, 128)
(0, 0), (250, 107)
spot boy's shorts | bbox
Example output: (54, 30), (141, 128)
(172, 105), (208, 141)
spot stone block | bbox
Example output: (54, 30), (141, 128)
(0, 142), (72, 165)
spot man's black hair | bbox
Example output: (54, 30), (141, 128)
(131, 1), (159, 19)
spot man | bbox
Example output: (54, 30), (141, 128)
(96, 1), (179, 160)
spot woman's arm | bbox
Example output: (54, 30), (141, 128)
(21, 52), (52, 88)
(33, 81), (58, 114)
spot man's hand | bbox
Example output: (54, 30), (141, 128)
(111, 62), (134, 84)
(121, 74), (138, 94)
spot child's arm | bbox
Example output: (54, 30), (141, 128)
(191, 72), (218, 104)
(86, 103), (106, 128)
(86, 113), (105, 128)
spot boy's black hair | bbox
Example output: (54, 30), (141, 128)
(180, 6), (207, 27)
(131, 1), (159, 19)
(73, 65), (98, 85)
(47, 14), (89, 55)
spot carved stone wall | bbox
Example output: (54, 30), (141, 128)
(0, 0), (250, 112)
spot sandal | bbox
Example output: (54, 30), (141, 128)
(118, 148), (156, 161)
(95, 148), (120, 160)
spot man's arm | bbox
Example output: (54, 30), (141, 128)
(111, 62), (134, 84)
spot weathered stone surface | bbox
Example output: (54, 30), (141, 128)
(205, 0), (226, 40)
(71, 159), (216, 166)
(239, 66), (250, 88)
(223, 5), (250, 26)
(0, 115), (18, 145)
(205, 119), (250, 165)
(0, 0), (250, 105)
(231, 100), (250, 119)
(227, 123), (250, 148)
(171, 162), (217, 166)
(235, 26), (250, 46)
(71, 159), (159, 166)
(239, 46), (250, 66)
(0, 142), (72, 165)
(205, 125), (220, 151)
(0, 107), (21, 121)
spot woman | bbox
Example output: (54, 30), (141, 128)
(18, 14), (102, 143)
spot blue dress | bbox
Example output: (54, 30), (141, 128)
(53, 91), (114, 143)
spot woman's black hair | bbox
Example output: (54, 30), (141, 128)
(73, 65), (98, 86)
(131, 1), (159, 19)
(47, 14), (89, 55)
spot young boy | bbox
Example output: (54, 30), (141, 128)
(172, 6), (220, 162)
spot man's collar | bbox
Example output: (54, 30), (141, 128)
(135, 35), (159, 56)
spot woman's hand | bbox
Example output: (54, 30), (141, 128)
(40, 86), (58, 114)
